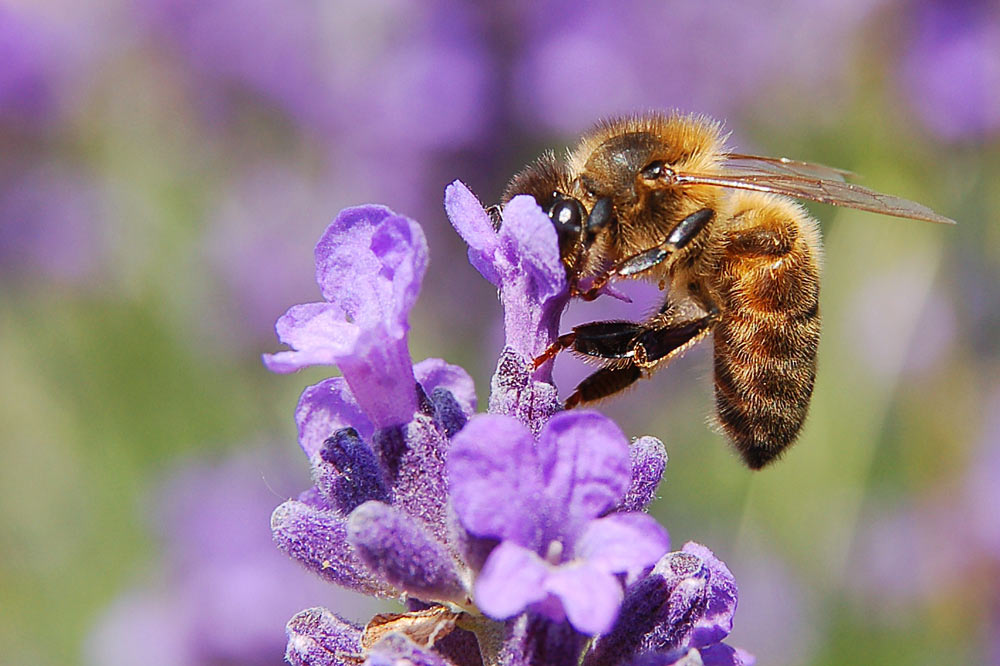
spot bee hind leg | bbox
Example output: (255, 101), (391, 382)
(565, 364), (643, 408)
(533, 319), (648, 370)
(561, 313), (716, 407)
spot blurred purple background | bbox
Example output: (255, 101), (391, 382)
(0, 1), (997, 664)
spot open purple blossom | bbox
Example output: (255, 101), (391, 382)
(263, 204), (429, 430)
(449, 411), (669, 635)
(265, 187), (751, 665)
(444, 180), (568, 369)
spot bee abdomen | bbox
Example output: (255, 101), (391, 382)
(712, 195), (822, 468)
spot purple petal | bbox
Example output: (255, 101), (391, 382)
(700, 643), (756, 666)
(265, 313), (419, 429)
(545, 562), (624, 635)
(445, 181), (569, 362)
(498, 194), (565, 308)
(295, 377), (373, 458)
(495, 195), (569, 362)
(617, 436), (668, 513)
(314, 205), (426, 330)
(444, 180), (502, 286)
(347, 501), (466, 604)
(576, 513), (670, 576)
(414, 357), (477, 417)
(475, 541), (549, 620)
(537, 411), (631, 536)
(285, 607), (362, 666)
(262, 302), (358, 373)
(338, 339), (420, 430)
(365, 633), (457, 666)
(270, 500), (396, 597)
(265, 205), (427, 429)
(448, 414), (546, 548)
(681, 543), (738, 649)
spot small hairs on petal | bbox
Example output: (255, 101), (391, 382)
(271, 500), (396, 598)
(347, 501), (467, 604)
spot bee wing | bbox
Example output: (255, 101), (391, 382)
(675, 170), (956, 225)
(723, 153), (856, 182)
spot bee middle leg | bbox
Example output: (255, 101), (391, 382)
(560, 313), (717, 408)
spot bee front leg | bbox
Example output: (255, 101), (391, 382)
(574, 207), (715, 300)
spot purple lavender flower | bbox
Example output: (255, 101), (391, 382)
(444, 180), (568, 369)
(265, 187), (751, 665)
(263, 204), (429, 430)
(585, 543), (753, 666)
(444, 180), (571, 437)
(265, 204), (477, 608)
(449, 411), (669, 634)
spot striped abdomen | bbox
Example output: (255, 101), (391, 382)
(712, 193), (822, 468)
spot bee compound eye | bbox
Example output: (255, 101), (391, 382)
(549, 198), (584, 232)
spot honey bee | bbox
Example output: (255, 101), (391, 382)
(502, 112), (954, 469)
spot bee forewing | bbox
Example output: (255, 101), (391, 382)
(676, 171), (956, 225)
(723, 153), (856, 182)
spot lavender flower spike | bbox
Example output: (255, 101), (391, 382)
(449, 410), (670, 635)
(445, 181), (568, 433)
(265, 191), (754, 666)
(264, 205), (428, 429)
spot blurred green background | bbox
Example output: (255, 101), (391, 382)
(1, 1), (998, 664)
